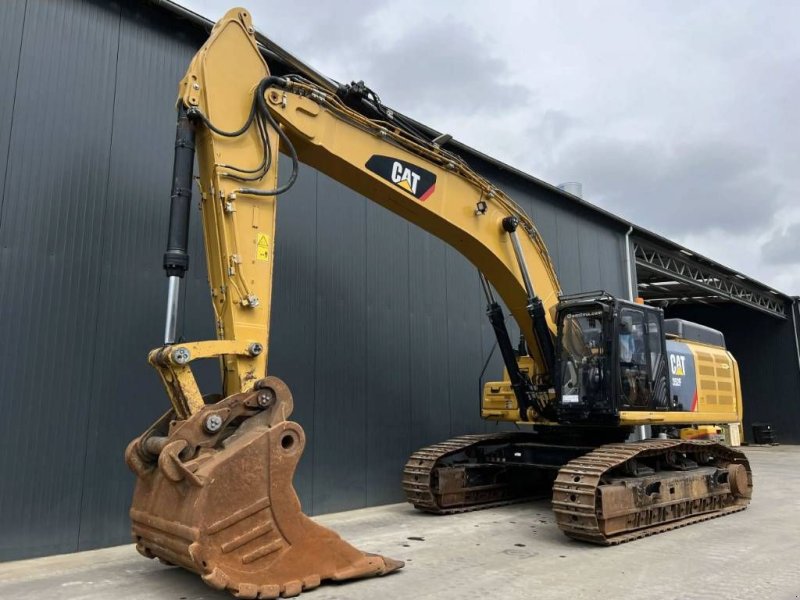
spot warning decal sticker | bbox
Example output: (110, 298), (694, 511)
(256, 233), (270, 261)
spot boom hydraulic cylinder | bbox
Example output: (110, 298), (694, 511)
(162, 105), (196, 344)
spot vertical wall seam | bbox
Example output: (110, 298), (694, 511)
(0, 0), (29, 232)
(406, 222), (412, 455)
(443, 247), (451, 436)
(76, 4), (123, 551)
(362, 197), (368, 507)
(792, 298), (800, 374)
(310, 169), (319, 515)
(575, 221), (584, 291)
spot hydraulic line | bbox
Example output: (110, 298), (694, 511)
(187, 76), (300, 197)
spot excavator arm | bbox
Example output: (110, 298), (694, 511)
(155, 8), (560, 424)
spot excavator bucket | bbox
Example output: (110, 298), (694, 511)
(125, 377), (402, 598)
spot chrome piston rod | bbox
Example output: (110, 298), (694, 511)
(164, 275), (181, 344)
(502, 216), (536, 299)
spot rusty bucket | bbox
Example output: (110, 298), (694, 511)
(125, 377), (402, 598)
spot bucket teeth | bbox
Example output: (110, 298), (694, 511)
(127, 382), (402, 598)
(258, 584), (281, 599)
(202, 567), (230, 590)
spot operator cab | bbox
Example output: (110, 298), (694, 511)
(555, 292), (669, 424)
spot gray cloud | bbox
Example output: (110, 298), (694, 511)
(203, 3), (527, 116)
(548, 137), (781, 236)
(357, 21), (528, 115)
(183, 0), (380, 60)
(534, 110), (576, 149)
(762, 223), (800, 265)
(261, 1), (380, 59)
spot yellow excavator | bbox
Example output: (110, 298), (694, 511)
(124, 8), (752, 598)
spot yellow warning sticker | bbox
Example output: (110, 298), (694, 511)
(256, 233), (270, 261)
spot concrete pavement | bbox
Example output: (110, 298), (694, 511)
(0, 446), (798, 600)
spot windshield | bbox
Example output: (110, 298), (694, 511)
(560, 311), (604, 403)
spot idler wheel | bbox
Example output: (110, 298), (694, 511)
(727, 463), (749, 497)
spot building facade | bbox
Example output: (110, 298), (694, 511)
(0, 0), (796, 562)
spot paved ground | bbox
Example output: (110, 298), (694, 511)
(1, 446), (798, 600)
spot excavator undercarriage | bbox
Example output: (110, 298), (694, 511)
(403, 432), (586, 513)
(403, 433), (751, 544)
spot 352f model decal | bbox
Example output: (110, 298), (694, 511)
(365, 155), (437, 201)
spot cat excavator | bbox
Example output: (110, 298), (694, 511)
(124, 8), (752, 598)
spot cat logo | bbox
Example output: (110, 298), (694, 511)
(365, 155), (437, 201)
(669, 353), (686, 376)
(391, 161), (421, 194)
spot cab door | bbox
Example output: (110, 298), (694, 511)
(616, 305), (669, 410)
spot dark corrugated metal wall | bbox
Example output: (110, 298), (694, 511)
(0, 0), (210, 561)
(0, 0), (629, 561)
(1, 0), (123, 559)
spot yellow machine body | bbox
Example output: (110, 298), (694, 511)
(482, 335), (744, 431)
(125, 8), (752, 598)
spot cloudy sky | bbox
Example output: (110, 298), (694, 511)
(182, 0), (799, 294)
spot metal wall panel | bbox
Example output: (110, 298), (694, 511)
(0, 0), (121, 560)
(269, 165), (319, 511)
(577, 220), (603, 291)
(365, 203), (411, 505)
(311, 173), (368, 514)
(555, 211), (583, 293)
(407, 227), (454, 450)
(529, 197), (560, 266)
(75, 2), (205, 551)
(0, 0), (26, 209)
(445, 248), (489, 436)
(0, 0), (634, 560)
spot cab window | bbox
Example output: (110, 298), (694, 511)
(646, 311), (663, 377)
(619, 308), (649, 407)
